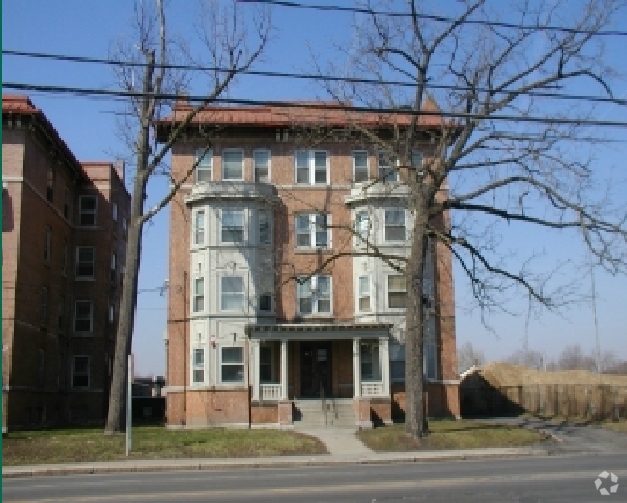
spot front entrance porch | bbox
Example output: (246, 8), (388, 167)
(246, 323), (395, 428)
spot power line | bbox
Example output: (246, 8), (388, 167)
(245, 0), (627, 37)
(4, 49), (625, 106)
(4, 80), (627, 128)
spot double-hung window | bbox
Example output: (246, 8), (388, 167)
(295, 213), (330, 248)
(254, 149), (270, 182)
(194, 210), (205, 245)
(78, 195), (97, 226)
(387, 275), (406, 309)
(110, 253), (117, 282)
(384, 209), (406, 241)
(378, 152), (398, 182)
(412, 151), (424, 179)
(221, 209), (244, 243)
(353, 151), (369, 182)
(75, 247), (95, 279)
(74, 301), (93, 333)
(72, 356), (90, 389)
(358, 276), (371, 311)
(260, 346), (273, 382)
(193, 277), (205, 313)
(192, 348), (205, 384)
(112, 203), (118, 221)
(354, 211), (371, 242)
(40, 287), (49, 328)
(221, 347), (244, 383)
(390, 344), (405, 381)
(297, 275), (331, 315)
(295, 150), (328, 184)
(221, 276), (244, 311)
(360, 341), (381, 381)
(195, 148), (212, 182)
(259, 210), (271, 245)
(222, 149), (244, 181)
(44, 226), (52, 263)
(46, 166), (55, 203)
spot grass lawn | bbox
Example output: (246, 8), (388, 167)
(356, 420), (547, 451)
(2, 426), (327, 466)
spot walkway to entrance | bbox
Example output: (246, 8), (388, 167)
(298, 427), (374, 457)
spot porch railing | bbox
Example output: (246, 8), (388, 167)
(361, 382), (384, 397)
(260, 383), (282, 401)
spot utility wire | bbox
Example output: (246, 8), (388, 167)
(243, 0), (627, 37)
(4, 81), (627, 128)
(4, 50), (625, 106)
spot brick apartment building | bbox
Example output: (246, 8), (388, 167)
(158, 100), (459, 429)
(2, 95), (130, 430)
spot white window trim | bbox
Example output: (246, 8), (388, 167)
(192, 347), (206, 385)
(259, 209), (272, 246)
(193, 277), (205, 313)
(294, 150), (329, 185)
(221, 148), (244, 181)
(357, 275), (371, 312)
(386, 274), (407, 311)
(253, 149), (271, 183)
(193, 209), (206, 246)
(377, 151), (398, 182)
(71, 355), (90, 389)
(295, 213), (331, 249)
(220, 275), (246, 312)
(78, 195), (97, 226)
(383, 208), (406, 243)
(352, 150), (369, 183)
(354, 210), (372, 244)
(296, 275), (332, 316)
(73, 300), (94, 334)
(75, 246), (95, 280)
(195, 148), (213, 183)
(360, 340), (381, 382)
(219, 345), (245, 384)
(220, 208), (246, 244)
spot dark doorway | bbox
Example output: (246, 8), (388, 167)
(300, 342), (332, 398)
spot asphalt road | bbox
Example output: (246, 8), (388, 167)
(3, 454), (626, 503)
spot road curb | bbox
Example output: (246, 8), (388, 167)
(2, 448), (549, 478)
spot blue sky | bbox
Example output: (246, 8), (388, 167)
(3, 1), (626, 376)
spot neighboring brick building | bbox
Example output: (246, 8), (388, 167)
(2, 95), (130, 430)
(158, 100), (459, 429)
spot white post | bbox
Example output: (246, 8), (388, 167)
(353, 338), (361, 398)
(380, 337), (390, 397)
(252, 340), (260, 401)
(126, 354), (132, 456)
(280, 339), (288, 400)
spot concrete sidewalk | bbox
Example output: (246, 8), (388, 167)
(3, 425), (550, 478)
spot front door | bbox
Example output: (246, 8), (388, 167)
(300, 342), (332, 398)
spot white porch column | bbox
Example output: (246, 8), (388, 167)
(353, 338), (361, 398)
(280, 338), (288, 400)
(379, 336), (390, 397)
(251, 340), (260, 401)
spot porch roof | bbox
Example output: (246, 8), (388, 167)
(245, 322), (392, 341)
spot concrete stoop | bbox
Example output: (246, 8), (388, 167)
(293, 399), (356, 428)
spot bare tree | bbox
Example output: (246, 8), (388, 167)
(105, 0), (270, 434)
(458, 341), (486, 373)
(303, 0), (627, 439)
(505, 348), (546, 369)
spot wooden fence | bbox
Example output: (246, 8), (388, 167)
(461, 384), (627, 420)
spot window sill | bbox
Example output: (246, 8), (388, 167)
(294, 248), (333, 255)
(72, 333), (94, 338)
(74, 277), (95, 282)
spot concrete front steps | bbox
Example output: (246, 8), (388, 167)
(293, 398), (356, 428)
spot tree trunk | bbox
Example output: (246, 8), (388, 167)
(405, 187), (429, 440)
(104, 52), (154, 434)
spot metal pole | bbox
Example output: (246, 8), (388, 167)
(126, 354), (132, 456)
